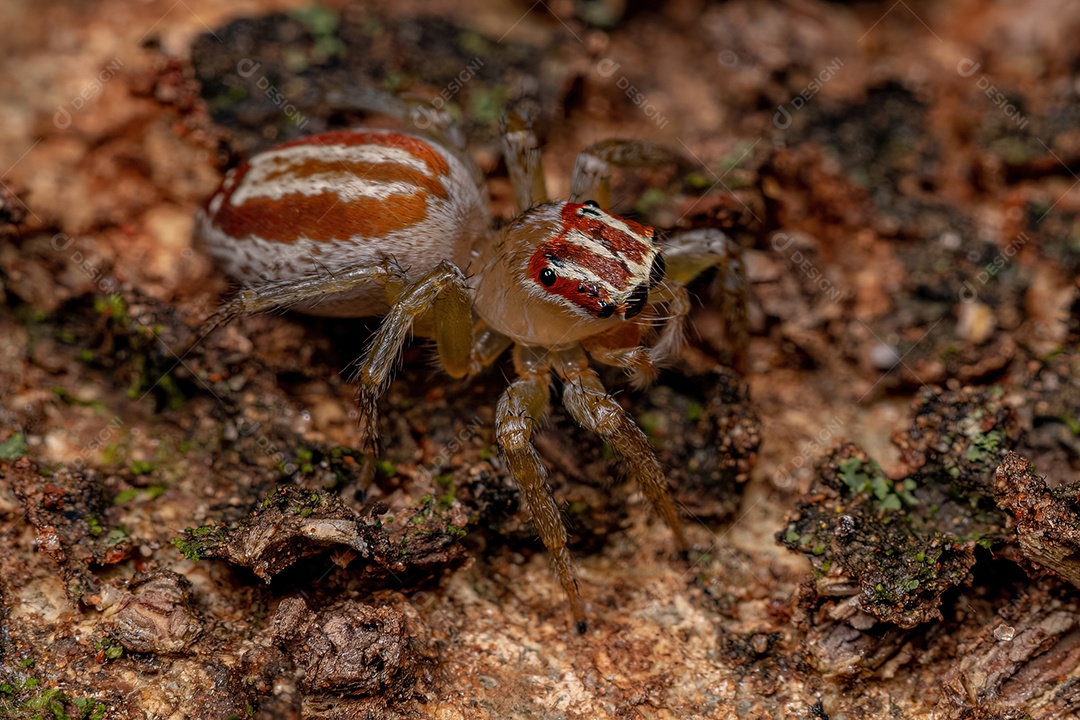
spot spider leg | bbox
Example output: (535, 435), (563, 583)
(206, 259), (409, 331)
(569, 139), (682, 210)
(555, 348), (688, 555)
(494, 351), (588, 632)
(644, 281), (692, 368)
(580, 323), (659, 389)
(468, 319), (513, 374)
(663, 228), (748, 371)
(353, 260), (473, 452)
(500, 100), (549, 213)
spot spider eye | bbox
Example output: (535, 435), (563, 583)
(596, 301), (614, 319)
(625, 283), (649, 319)
(539, 267), (557, 287)
(583, 200), (600, 208)
(648, 254), (666, 289)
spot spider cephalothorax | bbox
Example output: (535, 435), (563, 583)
(198, 99), (746, 633)
(524, 201), (662, 320)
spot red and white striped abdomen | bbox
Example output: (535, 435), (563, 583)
(196, 130), (488, 317)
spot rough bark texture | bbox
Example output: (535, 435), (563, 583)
(0, 1), (1078, 719)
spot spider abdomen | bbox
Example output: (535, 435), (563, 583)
(196, 130), (487, 317)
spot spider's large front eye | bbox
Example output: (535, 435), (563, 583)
(539, 267), (557, 287)
(648, 254), (666, 289)
(583, 199), (600, 208)
(625, 283), (649, 319)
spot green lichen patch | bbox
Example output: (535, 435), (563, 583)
(781, 444), (978, 629)
(780, 387), (1022, 629)
(171, 523), (229, 561)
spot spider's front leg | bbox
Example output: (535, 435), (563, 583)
(494, 347), (587, 632)
(353, 260), (473, 451)
(569, 139), (682, 211)
(500, 101), (549, 213)
(664, 228), (749, 371)
(555, 347), (688, 554)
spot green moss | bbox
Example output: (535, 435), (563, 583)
(129, 460), (155, 475)
(94, 294), (128, 322)
(289, 6), (345, 60)
(0, 433), (29, 459)
(172, 524), (227, 560)
(50, 387), (106, 409)
(470, 86), (508, 126)
(686, 401), (704, 422)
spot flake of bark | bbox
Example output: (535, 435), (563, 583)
(7, 458), (134, 605)
(102, 570), (203, 654)
(172, 485), (467, 582)
(273, 596), (436, 699)
(995, 451), (1080, 588)
(942, 587), (1080, 717)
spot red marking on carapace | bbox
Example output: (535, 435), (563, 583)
(530, 237), (632, 291)
(560, 203), (653, 264)
(528, 245), (617, 316)
(276, 131), (450, 177)
(260, 156), (450, 200)
(210, 188), (429, 244)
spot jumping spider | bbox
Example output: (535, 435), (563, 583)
(197, 95), (746, 632)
